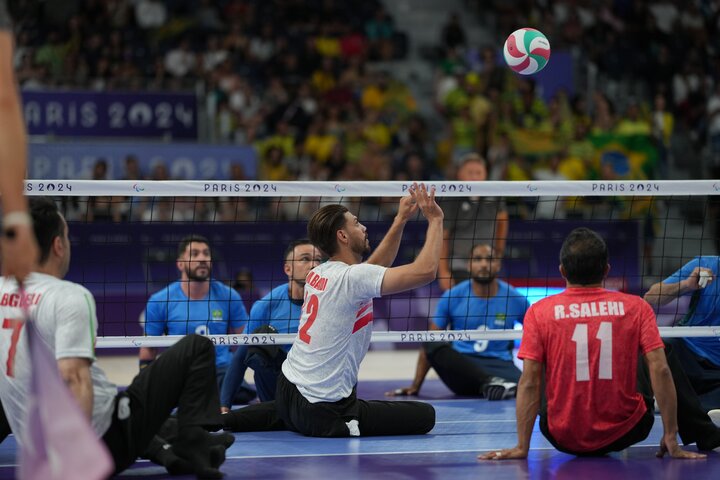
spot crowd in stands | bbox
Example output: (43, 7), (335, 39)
(442, 0), (720, 183)
(12, 0), (720, 224)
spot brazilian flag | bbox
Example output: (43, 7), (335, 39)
(588, 133), (658, 179)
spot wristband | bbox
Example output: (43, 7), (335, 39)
(139, 359), (153, 370)
(2, 211), (32, 229)
(2, 212), (32, 239)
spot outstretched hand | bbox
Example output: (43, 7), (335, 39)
(684, 267), (714, 291)
(478, 446), (528, 461)
(396, 193), (420, 223)
(385, 386), (419, 397)
(409, 183), (443, 222)
(656, 435), (706, 459)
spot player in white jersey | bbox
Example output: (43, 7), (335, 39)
(272, 183), (439, 436)
(227, 183), (507, 437)
(0, 198), (233, 477)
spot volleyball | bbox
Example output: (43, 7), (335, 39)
(503, 28), (551, 75)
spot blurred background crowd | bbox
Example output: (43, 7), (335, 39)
(10, 0), (720, 222)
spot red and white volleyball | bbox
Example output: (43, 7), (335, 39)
(503, 28), (551, 75)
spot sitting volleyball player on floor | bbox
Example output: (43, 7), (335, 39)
(224, 184), (517, 436)
(481, 227), (720, 460)
(219, 239), (324, 409)
(388, 243), (528, 399)
(0, 198), (234, 477)
(140, 234), (255, 404)
(644, 256), (720, 412)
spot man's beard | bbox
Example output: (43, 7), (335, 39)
(472, 273), (495, 285)
(352, 236), (371, 256)
(187, 264), (211, 281)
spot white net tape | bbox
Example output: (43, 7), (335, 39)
(21, 179), (720, 348)
(24, 179), (720, 197)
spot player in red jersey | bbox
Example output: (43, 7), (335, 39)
(480, 227), (720, 460)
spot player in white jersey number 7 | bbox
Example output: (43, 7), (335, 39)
(225, 183), (489, 437)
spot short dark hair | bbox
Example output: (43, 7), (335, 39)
(28, 198), (65, 264)
(470, 243), (494, 258)
(307, 205), (349, 257)
(177, 235), (211, 258)
(559, 228), (608, 285)
(284, 238), (314, 261)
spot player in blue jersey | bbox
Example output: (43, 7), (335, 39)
(388, 243), (529, 399)
(139, 235), (251, 394)
(645, 256), (720, 411)
(219, 239), (323, 410)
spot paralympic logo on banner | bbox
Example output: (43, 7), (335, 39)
(132, 184), (145, 193)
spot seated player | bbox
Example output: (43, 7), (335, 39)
(644, 256), (720, 411)
(140, 234), (255, 404)
(225, 184), (517, 437)
(481, 228), (720, 460)
(220, 238), (323, 409)
(388, 243), (528, 399)
(0, 198), (233, 477)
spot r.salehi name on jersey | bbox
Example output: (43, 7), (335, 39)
(0, 292), (42, 308)
(554, 301), (625, 320)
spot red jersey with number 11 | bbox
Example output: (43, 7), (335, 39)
(518, 287), (664, 452)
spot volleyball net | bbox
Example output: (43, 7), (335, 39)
(22, 179), (720, 348)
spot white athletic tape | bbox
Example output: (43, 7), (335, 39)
(699, 270), (711, 289)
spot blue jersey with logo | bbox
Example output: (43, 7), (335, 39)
(431, 280), (529, 361)
(145, 280), (248, 367)
(663, 256), (720, 366)
(247, 284), (302, 353)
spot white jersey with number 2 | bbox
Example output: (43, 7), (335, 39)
(0, 273), (117, 445)
(282, 261), (386, 403)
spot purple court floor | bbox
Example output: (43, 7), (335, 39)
(1, 380), (719, 479)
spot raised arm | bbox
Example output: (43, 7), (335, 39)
(366, 195), (418, 267)
(644, 266), (713, 309)
(438, 230), (454, 291)
(381, 184), (444, 295)
(494, 210), (509, 258)
(645, 348), (705, 459)
(0, 26), (38, 282)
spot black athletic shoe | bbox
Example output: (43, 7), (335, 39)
(482, 377), (517, 401)
(173, 426), (226, 479)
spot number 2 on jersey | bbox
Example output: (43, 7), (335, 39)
(299, 294), (319, 344)
(571, 322), (613, 381)
(2, 319), (25, 377)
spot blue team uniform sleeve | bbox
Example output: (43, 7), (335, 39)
(229, 289), (249, 330)
(431, 291), (451, 329)
(663, 258), (701, 287)
(144, 294), (166, 336)
(247, 298), (269, 334)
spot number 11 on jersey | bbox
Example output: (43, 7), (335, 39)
(571, 322), (613, 382)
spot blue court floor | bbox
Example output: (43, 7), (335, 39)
(0, 380), (719, 479)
